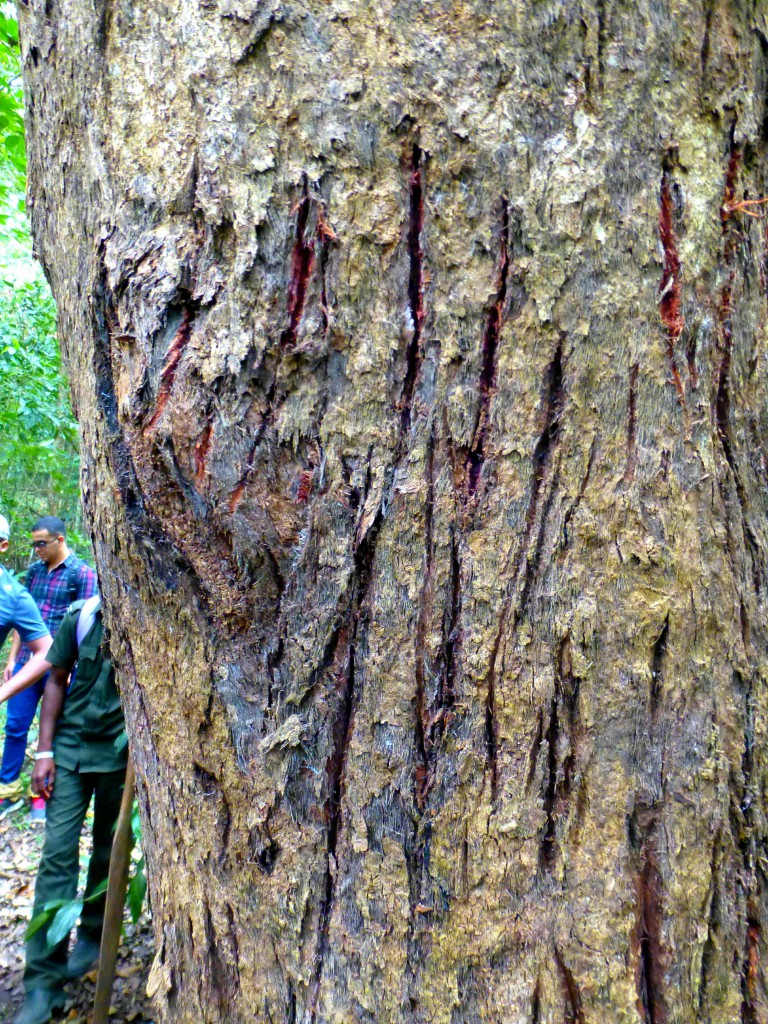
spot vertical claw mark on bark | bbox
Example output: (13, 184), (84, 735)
(562, 438), (595, 549)
(467, 198), (510, 495)
(686, 328), (699, 389)
(230, 182), (326, 512)
(485, 338), (565, 802)
(701, 0), (714, 74)
(539, 637), (579, 873)
(194, 421), (213, 487)
(554, 946), (586, 1024)
(144, 306), (195, 433)
(649, 613), (669, 719)
(658, 168), (686, 409)
(634, 848), (667, 1024)
(281, 177), (315, 351)
(741, 920), (760, 1023)
(596, 0), (606, 80)
(623, 362), (639, 482)
(310, 641), (357, 1022)
(715, 142), (762, 594)
(440, 529), (461, 715)
(699, 831), (721, 1011)
(400, 143), (425, 434)
(414, 425), (435, 809)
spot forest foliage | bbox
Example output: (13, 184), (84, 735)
(0, 6), (84, 571)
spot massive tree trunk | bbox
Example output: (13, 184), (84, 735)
(17, 0), (768, 1020)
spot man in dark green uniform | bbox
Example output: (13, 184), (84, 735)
(6, 596), (128, 1024)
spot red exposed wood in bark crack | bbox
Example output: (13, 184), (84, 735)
(658, 170), (686, 409)
(634, 851), (667, 1024)
(400, 143), (425, 434)
(144, 306), (195, 433)
(484, 339), (565, 802)
(281, 180), (316, 351)
(467, 198), (510, 495)
(554, 946), (586, 1024)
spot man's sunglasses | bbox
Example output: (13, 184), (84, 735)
(31, 539), (57, 550)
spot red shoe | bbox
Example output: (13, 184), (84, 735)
(29, 797), (46, 825)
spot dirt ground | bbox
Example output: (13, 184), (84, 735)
(0, 799), (155, 1024)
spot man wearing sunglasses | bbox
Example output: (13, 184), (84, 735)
(0, 516), (96, 822)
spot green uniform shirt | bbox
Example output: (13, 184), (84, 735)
(47, 601), (127, 773)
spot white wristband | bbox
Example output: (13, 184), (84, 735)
(35, 751), (54, 760)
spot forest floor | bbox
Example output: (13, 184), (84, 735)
(0, 784), (154, 1023)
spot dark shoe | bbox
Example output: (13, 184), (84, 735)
(28, 798), (46, 825)
(12, 988), (65, 1024)
(65, 935), (101, 979)
(0, 796), (24, 820)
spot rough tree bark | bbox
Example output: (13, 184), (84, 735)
(17, 0), (768, 1021)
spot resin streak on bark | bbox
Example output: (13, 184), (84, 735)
(658, 170), (686, 408)
(144, 307), (195, 432)
(467, 199), (510, 495)
(400, 144), (425, 433)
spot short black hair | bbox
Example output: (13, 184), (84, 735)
(31, 516), (67, 537)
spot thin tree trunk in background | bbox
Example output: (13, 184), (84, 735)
(17, 1), (768, 1020)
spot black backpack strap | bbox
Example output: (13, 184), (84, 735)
(66, 556), (83, 603)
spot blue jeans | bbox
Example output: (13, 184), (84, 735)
(0, 668), (49, 786)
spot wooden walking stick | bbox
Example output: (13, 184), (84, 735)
(93, 756), (136, 1024)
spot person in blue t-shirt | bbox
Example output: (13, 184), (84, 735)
(0, 515), (53, 804)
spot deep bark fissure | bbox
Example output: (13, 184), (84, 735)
(484, 338), (566, 801)
(658, 167), (686, 409)
(400, 143), (425, 434)
(467, 198), (510, 495)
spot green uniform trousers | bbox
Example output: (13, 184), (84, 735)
(25, 765), (126, 992)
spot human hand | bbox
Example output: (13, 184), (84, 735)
(3, 661), (14, 683)
(31, 758), (55, 800)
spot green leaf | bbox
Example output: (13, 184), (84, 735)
(25, 904), (61, 940)
(127, 860), (147, 924)
(46, 899), (83, 949)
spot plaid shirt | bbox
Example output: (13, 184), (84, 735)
(16, 553), (98, 667)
